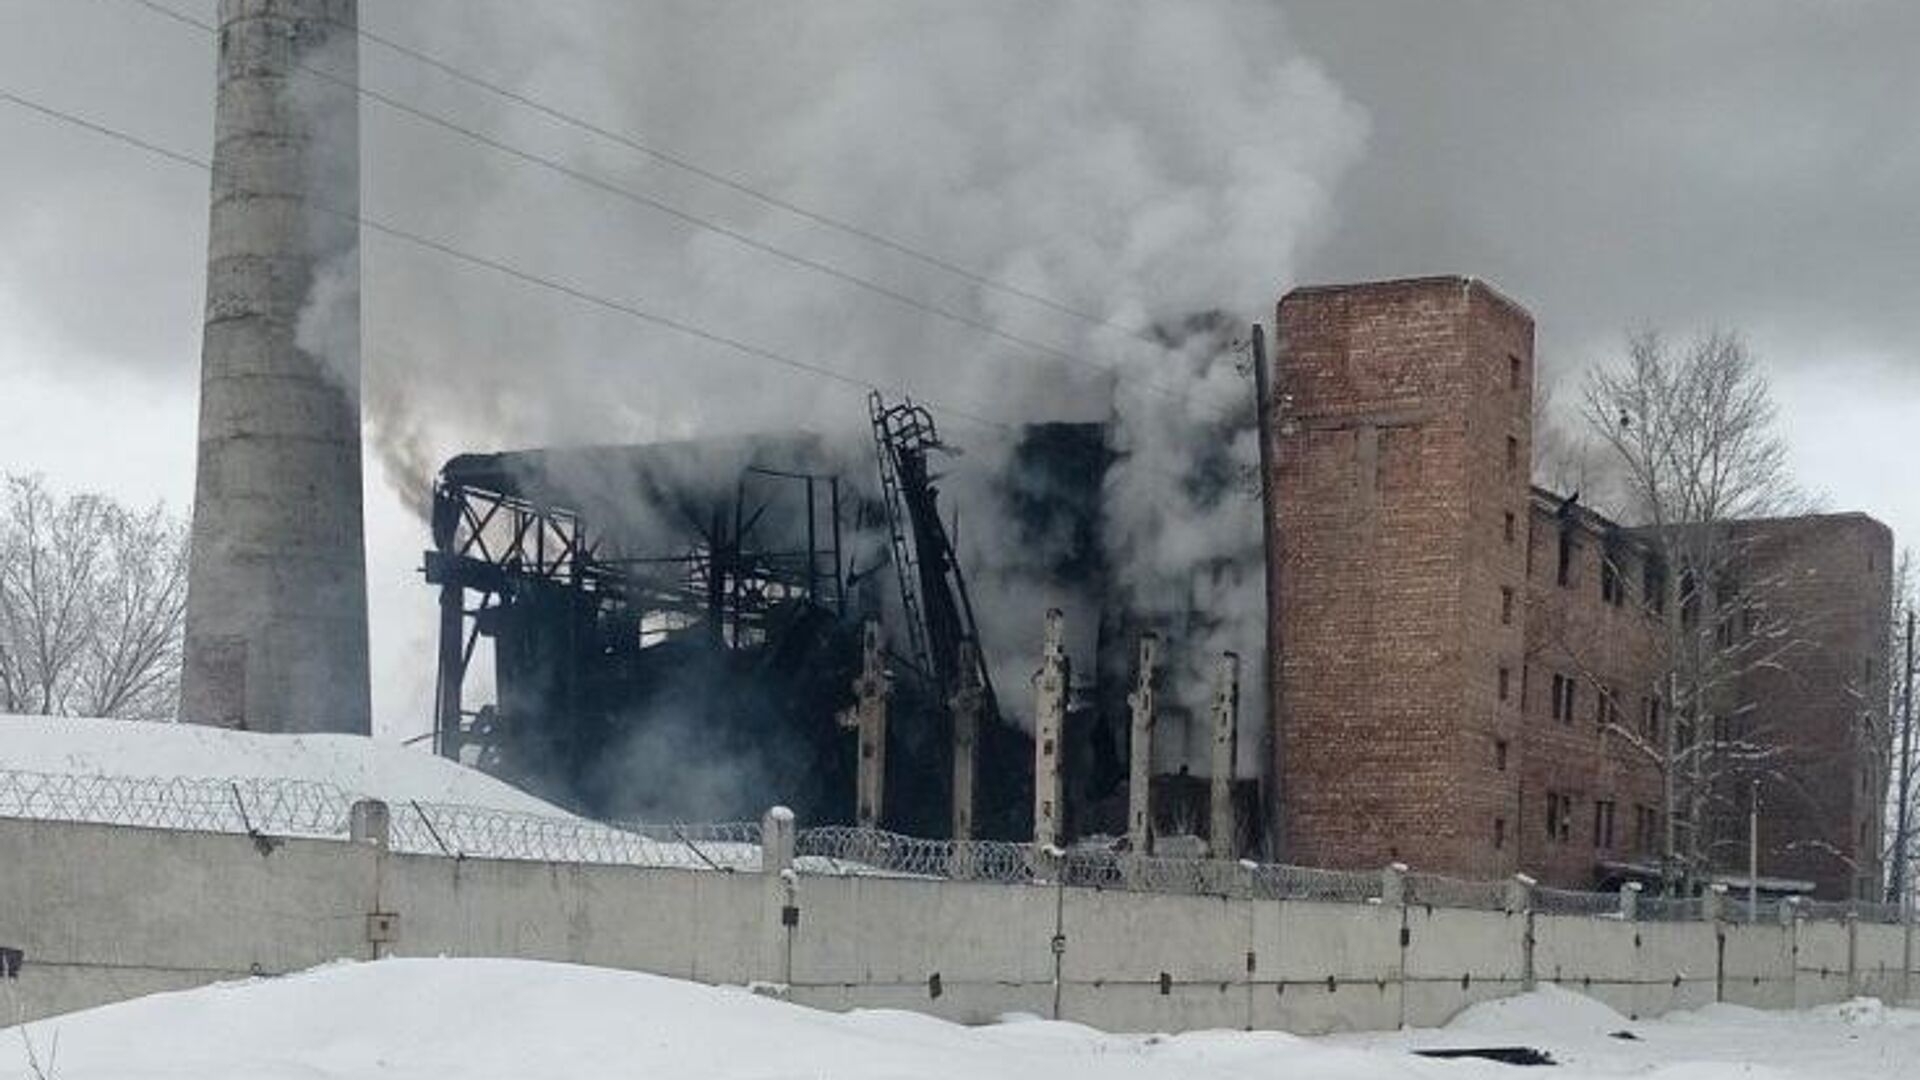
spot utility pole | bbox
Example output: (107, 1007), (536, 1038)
(1893, 612), (1915, 904)
(1250, 323), (1285, 859)
(1126, 633), (1159, 856)
(1033, 609), (1069, 849)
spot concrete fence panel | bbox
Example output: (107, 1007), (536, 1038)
(1251, 899), (1402, 1034)
(1719, 922), (1794, 1009)
(1401, 906), (1527, 1027)
(1852, 922), (1909, 1002)
(786, 875), (1055, 1024)
(0, 818), (373, 1021)
(1532, 914), (1638, 1016)
(1632, 920), (1719, 1018)
(1056, 888), (1252, 1033)
(1794, 920), (1852, 1008)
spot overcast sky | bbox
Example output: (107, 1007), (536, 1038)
(1, 1), (1914, 737)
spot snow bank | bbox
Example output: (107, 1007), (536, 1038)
(1445, 982), (1634, 1036)
(0, 959), (1388, 1080)
(7, 960), (1918, 1080)
(0, 714), (560, 815)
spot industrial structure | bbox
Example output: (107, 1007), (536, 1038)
(156, 7), (1894, 897)
(180, 0), (372, 734)
(1270, 277), (1891, 899)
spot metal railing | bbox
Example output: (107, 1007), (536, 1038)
(0, 768), (1905, 924)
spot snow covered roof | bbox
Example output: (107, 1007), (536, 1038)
(0, 714), (563, 816)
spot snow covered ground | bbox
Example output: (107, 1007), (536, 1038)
(3, 960), (1914, 1080)
(0, 714), (561, 814)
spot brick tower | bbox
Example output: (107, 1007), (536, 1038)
(1269, 277), (1533, 875)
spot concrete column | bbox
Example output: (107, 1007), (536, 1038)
(1126, 633), (1159, 855)
(180, 0), (372, 735)
(1033, 609), (1068, 848)
(1381, 862), (1408, 908)
(348, 798), (389, 849)
(1620, 881), (1642, 920)
(760, 806), (797, 992)
(834, 619), (888, 829)
(1511, 874), (1537, 992)
(1702, 882), (1727, 923)
(950, 640), (984, 842)
(350, 798), (394, 959)
(1505, 873), (1534, 915)
(1845, 912), (1861, 997)
(1210, 652), (1241, 858)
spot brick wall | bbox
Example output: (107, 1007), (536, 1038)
(1267, 276), (1892, 899)
(1271, 277), (1532, 876)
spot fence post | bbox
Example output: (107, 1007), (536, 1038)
(1383, 862), (1408, 1029)
(760, 806), (798, 995)
(1903, 894), (1915, 1005)
(1381, 862), (1407, 908)
(350, 799), (395, 960)
(1508, 874), (1536, 992)
(1785, 897), (1805, 1006)
(1845, 910), (1861, 999)
(350, 799), (390, 850)
(1620, 881), (1642, 921)
(1702, 882), (1727, 923)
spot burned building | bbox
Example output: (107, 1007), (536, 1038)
(422, 391), (1262, 850)
(1269, 277), (1893, 899)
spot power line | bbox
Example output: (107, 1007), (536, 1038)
(118, 0), (1243, 420)
(0, 86), (1015, 442)
(323, 3), (1178, 355)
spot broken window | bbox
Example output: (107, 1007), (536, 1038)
(1592, 799), (1617, 849)
(1546, 792), (1573, 843)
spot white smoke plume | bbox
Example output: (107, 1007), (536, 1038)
(342, 0), (1368, 770)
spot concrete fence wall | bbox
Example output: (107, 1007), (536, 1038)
(3, 814), (1914, 1030)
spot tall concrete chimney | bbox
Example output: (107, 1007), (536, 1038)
(179, 0), (371, 734)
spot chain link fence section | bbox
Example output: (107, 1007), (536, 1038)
(1404, 871), (1512, 911)
(1636, 895), (1705, 921)
(1533, 886), (1623, 917)
(1794, 899), (1904, 925)
(0, 767), (354, 838)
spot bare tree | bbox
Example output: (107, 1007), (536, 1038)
(1580, 330), (1809, 892)
(1885, 549), (1917, 904)
(0, 475), (188, 720)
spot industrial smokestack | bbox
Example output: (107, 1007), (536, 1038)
(179, 0), (370, 734)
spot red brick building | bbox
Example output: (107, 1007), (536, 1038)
(1267, 277), (1891, 899)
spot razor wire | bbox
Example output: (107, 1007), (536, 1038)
(0, 768), (353, 838)
(398, 802), (763, 870)
(1404, 871), (1513, 911)
(1, 768), (1906, 919)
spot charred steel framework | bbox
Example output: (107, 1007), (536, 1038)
(868, 392), (999, 720)
(425, 455), (847, 773)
